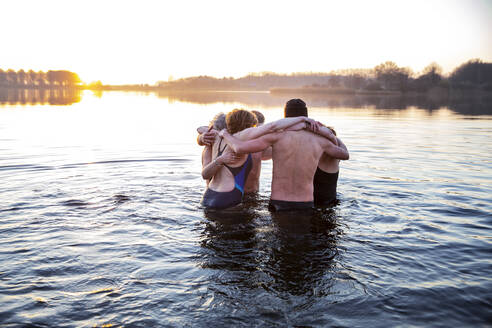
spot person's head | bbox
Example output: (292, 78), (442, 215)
(226, 108), (258, 134)
(209, 112), (226, 131)
(251, 110), (265, 126)
(284, 98), (308, 118)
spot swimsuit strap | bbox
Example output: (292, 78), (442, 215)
(217, 137), (227, 157)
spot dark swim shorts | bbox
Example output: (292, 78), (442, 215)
(268, 199), (314, 212)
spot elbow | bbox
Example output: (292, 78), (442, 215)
(268, 122), (279, 133)
(343, 152), (350, 160)
(202, 170), (211, 180)
(231, 144), (244, 154)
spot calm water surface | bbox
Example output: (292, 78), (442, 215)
(1, 91), (491, 327)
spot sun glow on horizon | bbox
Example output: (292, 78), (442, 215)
(1, 0), (491, 85)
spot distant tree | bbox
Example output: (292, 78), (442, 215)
(326, 75), (341, 88)
(37, 71), (47, 87)
(27, 69), (37, 86)
(374, 61), (411, 91)
(364, 81), (382, 91)
(422, 62), (443, 76)
(345, 74), (366, 90)
(413, 62), (443, 92)
(17, 69), (27, 86)
(0, 69), (6, 87)
(6, 69), (18, 86)
(46, 70), (56, 86)
(449, 59), (492, 87)
(46, 70), (81, 87)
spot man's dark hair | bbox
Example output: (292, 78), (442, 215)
(284, 98), (308, 117)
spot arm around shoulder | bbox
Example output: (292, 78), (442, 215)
(237, 116), (307, 140)
(221, 130), (279, 154)
(323, 140), (349, 160)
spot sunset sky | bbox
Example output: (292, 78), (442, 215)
(1, 0), (491, 84)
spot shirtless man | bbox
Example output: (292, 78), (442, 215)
(219, 99), (349, 211)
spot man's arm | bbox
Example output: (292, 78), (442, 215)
(284, 121), (307, 132)
(236, 116), (313, 141)
(221, 130), (281, 154)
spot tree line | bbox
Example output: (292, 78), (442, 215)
(0, 69), (81, 88)
(157, 59), (492, 93)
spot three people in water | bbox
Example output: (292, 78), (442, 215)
(197, 99), (349, 211)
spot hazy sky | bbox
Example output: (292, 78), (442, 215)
(1, 0), (491, 84)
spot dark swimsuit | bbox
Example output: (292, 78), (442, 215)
(313, 167), (339, 206)
(202, 139), (252, 209)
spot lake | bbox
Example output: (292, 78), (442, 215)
(1, 90), (491, 327)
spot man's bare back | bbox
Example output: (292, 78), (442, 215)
(270, 130), (327, 202)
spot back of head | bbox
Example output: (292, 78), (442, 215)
(226, 108), (258, 134)
(284, 98), (308, 118)
(209, 112), (226, 131)
(251, 110), (265, 126)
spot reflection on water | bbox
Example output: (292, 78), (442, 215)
(0, 88), (81, 106)
(157, 90), (492, 116)
(199, 205), (342, 324)
(2, 88), (490, 115)
(0, 91), (491, 326)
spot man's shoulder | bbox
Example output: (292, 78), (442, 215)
(282, 129), (324, 141)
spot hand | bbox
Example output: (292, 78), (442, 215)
(217, 151), (240, 166)
(305, 118), (320, 133)
(202, 129), (217, 146)
(218, 128), (229, 138)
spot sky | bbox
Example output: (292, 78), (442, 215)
(1, 0), (491, 84)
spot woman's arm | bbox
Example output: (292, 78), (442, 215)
(201, 151), (240, 180)
(202, 146), (212, 186)
(314, 126), (338, 145)
(202, 146), (212, 167)
(322, 139), (349, 160)
(336, 137), (348, 153)
(201, 157), (223, 180)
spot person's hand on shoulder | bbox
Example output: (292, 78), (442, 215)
(305, 118), (321, 133)
(218, 129), (229, 138)
(215, 151), (240, 166)
(201, 128), (217, 146)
